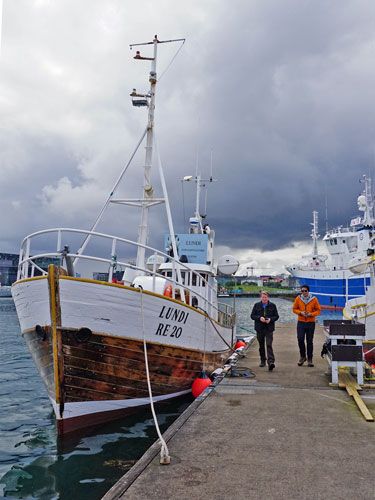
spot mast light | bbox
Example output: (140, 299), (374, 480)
(130, 89), (149, 107)
(132, 99), (148, 107)
(134, 50), (155, 61)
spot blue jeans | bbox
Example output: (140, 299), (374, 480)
(297, 321), (315, 360)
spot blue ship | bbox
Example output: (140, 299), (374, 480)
(287, 176), (374, 309)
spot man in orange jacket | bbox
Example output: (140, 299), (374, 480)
(292, 285), (321, 367)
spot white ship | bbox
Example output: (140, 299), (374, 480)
(286, 176), (374, 309)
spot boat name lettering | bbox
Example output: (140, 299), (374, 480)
(186, 241), (201, 246)
(158, 306), (189, 324)
(155, 323), (182, 338)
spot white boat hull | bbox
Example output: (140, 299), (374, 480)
(12, 270), (233, 434)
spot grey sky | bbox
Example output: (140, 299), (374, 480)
(1, 0), (374, 274)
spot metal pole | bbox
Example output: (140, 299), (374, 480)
(136, 36), (158, 270)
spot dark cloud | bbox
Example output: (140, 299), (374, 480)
(1, 0), (374, 273)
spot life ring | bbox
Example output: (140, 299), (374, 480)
(164, 285), (172, 297)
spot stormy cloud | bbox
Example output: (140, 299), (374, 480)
(1, 0), (374, 274)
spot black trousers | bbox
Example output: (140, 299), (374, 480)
(256, 330), (274, 365)
(297, 321), (315, 360)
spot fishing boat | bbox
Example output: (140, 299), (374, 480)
(11, 36), (236, 435)
(218, 287), (230, 297)
(286, 176), (374, 309)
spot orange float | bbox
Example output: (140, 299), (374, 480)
(192, 371), (211, 398)
(234, 340), (246, 349)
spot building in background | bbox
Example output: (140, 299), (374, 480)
(0, 253), (59, 286)
(92, 271), (124, 282)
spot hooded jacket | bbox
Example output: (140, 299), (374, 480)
(293, 294), (321, 323)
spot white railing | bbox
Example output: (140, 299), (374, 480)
(17, 227), (235, 326)
(325, 226), (357, 236)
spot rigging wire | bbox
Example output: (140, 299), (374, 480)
(74, 126), (148, 262)
(158, 39), (186, 82)
(74, 38), (185, 261)
(154, 130), (185, 301)
(197, 306), (237, 352)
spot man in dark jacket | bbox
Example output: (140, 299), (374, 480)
(250, 291), (279, 371)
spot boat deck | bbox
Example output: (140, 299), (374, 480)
(103, 323), (375, 500)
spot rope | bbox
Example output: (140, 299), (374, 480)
(203, 312), (207, 370)
(197, 307), (237, 352)
(365, 345), (375, 355)
(229, 365), (256, 378)
(139, 288), (170, 464)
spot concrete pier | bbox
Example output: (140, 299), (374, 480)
(103, 323), (375, 500)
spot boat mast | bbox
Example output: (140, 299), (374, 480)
(184, 172), (216, 234)
(134, 36), (158, 269)
(73, 35), (185, 269)
(195, 174), (202, 230)
(360, 175), (374, 227)
(129, 35), (185, 269)
(311, 211), (319, 257)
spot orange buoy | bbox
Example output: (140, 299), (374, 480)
(192, 371), (211, 398)
(164, 285), (172, 297)
(234, 340), (246, 349)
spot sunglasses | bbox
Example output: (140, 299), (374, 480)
(301, 289), (308, 292)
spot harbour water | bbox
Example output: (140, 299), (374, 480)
(0, 296), (341, 500)
(222, 295), (343, 336)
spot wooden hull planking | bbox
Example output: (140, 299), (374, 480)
(14, 266), (233, 434)
(23, 326), (226, 434)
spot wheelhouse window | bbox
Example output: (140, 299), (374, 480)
(200, 273), (207, 287)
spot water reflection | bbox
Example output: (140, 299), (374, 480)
(0, 296), (194, 500)
(1, 397), (192, 500)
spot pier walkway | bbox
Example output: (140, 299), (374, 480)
(104, 323), (375, 500)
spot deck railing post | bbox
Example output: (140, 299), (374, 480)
(22, 239), (31, 278)
(57, 230), (62, 253)
(108, 239), (117, 283)
(152, 252), (157, 292)
(18, 247), (24, 280)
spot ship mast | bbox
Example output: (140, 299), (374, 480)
(183, 171), (216, 234)
(132, 36), (158, 269)
(73, 35), (185, 269)
(359, 175), (375, 227)
(311, 210), (319, 257)
(128, 35), (186, 269)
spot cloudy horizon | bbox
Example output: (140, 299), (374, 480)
(1, 1), (374, 275)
